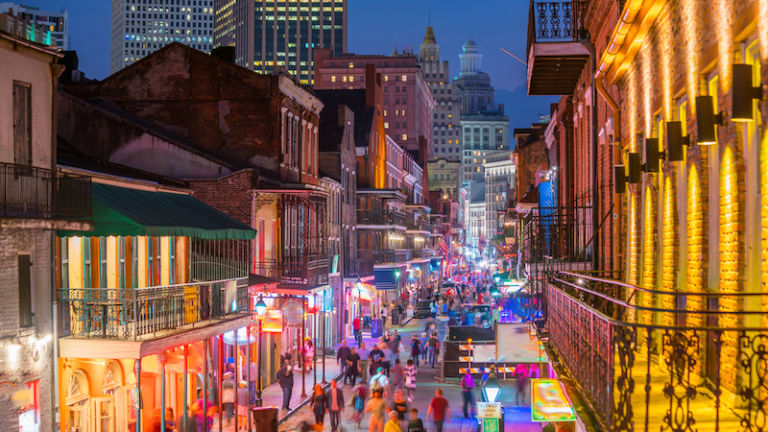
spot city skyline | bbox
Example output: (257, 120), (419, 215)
(27, 0), (555, 125)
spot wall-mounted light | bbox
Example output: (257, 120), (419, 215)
(643, 138), (662, 173)
(665, 121), (689, 162)
(628, 152), (642, 184)
(732, 63), (763, 122)
(695, 95), (723, 145)
(614, 164), (626, 193)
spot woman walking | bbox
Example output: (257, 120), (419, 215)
(310, 384), (328, 426)
(304, 339), (315, 372)
(404, 359), (417, 403)
(410, 335), (421, 366)
(353, 383), (369, 428)
(365, 389), (389, 432)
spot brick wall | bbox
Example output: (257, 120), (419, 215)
(661, 173), (677, 328)
(189, 169), (259, 226)
(0, 228), (53, 432)
(640, 182), (657, 325)
(685, 159), (706, 330)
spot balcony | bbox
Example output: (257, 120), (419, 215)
(252, 254), (329, 290)
(59, 279), (249, 340)
(357, 249), (408, 275)
(357, 209), (406, 227)
(0, 162), (92, 224)
(526, 1), (589, 95)
(541, 271), (766, 431)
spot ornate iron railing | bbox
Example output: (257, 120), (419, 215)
(252, 255), (329, 289)
(544, 270), (768, 431)
(0, 162), (91, 220)
(527, 1), (581, 55)
(357, 209), (406, 227)
(59, 278), (249, 339)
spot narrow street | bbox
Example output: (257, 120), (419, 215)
(279, 313), (542, 432)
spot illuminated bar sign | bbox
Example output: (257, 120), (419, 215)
(531, 379), (576, 422)
(262, 309), (283, 333)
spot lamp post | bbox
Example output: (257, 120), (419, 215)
(254, 296), (267, 407)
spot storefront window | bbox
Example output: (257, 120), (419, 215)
(18, 380), (39, 432)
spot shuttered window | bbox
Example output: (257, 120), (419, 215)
(12, 82), (32, 167)
(18, 254), (32, 327)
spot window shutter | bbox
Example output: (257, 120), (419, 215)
(18, 254), (32, 327)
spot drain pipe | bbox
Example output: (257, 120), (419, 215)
(581, 37), (600, 271)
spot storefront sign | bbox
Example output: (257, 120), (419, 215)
(263, 309), (283, 333)
(477, 402), (502, 419)
(531, 379), (576, 422)
(481, 418), (500, 432)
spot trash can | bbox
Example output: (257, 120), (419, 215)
(251, 406), (278, 432)
(371, 318), (383, 339)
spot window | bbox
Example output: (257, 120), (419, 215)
(13, 82), (32, 166)
(99, 237), (108, 287)
(402, 75), (407, 82)
(402, 134), (407, 141)
(18, 254), (32, 327)
(83, 239), (92, 288)
(60, 238), (69, 289)
(118, 237), (126, 289)
(331, 75), (336, 82)
(131, 237), (139, 288)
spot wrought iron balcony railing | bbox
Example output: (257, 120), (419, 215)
(59, 278), (249, 340)
(526, 1), (578, 54)
(0, 162), (92, 220)
(357, 209), (406, 227)
(252, 254), (329, 288)
(543, 270), (768, 431)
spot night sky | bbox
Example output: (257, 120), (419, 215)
(33, 0), (555, 130)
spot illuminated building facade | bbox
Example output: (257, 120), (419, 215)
(109, 0), (213, 73)
(214, 0), (347, 84)
(0, 2), (67, 49)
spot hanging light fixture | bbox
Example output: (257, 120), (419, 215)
(627, 152), (642, 184)
(665, 121), (689, 162)
(695, 95), (723, 145)
(614, 164), (626, 193)
(643, 138), (661, 173)
(732, 63), (763, 122)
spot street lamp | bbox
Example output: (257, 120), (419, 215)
(254, 296), (267, 407)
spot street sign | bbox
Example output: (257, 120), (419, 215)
(482, 418), (499, 432)
(531, 379), (576, 422)
(477, 402), (502, 419)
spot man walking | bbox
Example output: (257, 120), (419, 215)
(337, 340), (351, 378)
(358, 342), (370, 382)
(460, 370), (476, 418)
(326, 379), (345, 432)
(427, 332), (440, 368)
(353, 315), (362, 346)
(276, 359), (294, 411)
(426, 389), (449, 432)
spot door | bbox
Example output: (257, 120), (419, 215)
(92, 397), (114, 432)
(67, 404), (90, 432)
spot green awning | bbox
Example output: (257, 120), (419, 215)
(59, 183), (256, 240)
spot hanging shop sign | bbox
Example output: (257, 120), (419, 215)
(282, 300), (304, 326)
(531, 379), (576, 422)
(263, 309), (284, 333)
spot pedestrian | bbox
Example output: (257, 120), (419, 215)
(221, 371), (236, 427)
(192, 389), (214, 432)
(236, 380), (248, 430)
(353, 315), (363, 346)
(346, 346), (361, 386)
(327, 379), (345, 432)
(337, 340), (351, 377)
(365, 389), (389, 432)
(515, 363), (529, 405)
(410, 335), (421, 366)
(304, 339), (315, 372)
(353, 383), (369, 428)
(391, 302), (399, 326)
(426, 389), (449, 432)
(460, 370), (476, 418)
(164, 408), (176, 431)
(404, 359), (417, 403)
(276, 359), (294, 411)
(310, 384), (328, 426)
(358, 342), (371, 382)
(419, 333), (428, 364)
(370, 366), (390, 397)
(427, 332), (439, 368)
(390, 357), (404, 390)
(381, 343), (394, 376)
(392, 390), (409, 430)
(369, 344), (386, 377)
(407, 408), (425, 432)
(243, 360), (258, 405)
(381, 307), (388, 328)
(384, 410), (402, 432)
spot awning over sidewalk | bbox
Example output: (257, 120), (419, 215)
(59, 183), (256, 240)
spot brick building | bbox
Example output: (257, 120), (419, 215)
(313, 49), (435, 159)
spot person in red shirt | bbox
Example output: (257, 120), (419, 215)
(426, 389), (450, 432)
(353, 316), (362, 346)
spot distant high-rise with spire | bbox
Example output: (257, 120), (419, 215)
(419, 25), (461, 163)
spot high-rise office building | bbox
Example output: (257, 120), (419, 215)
(0, 2), (67, 49)
(214, 0), (347, 84)
(110, 0), (214, 73)
(419, 25), (461, 163)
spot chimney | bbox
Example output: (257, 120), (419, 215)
(211, 46), (235, 63)
(59, 50), (80, 83)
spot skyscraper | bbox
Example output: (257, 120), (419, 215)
(455, 38), (508, 186)
(110, 0), (214, 73)
(0, 2), (68, 49)
(419, 25), (461, 163)
(214, 0), (347, 84)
